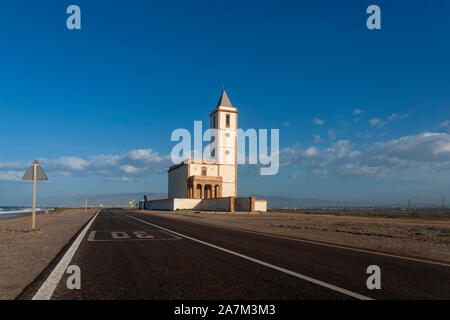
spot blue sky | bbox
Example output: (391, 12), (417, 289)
(0, 1), (449, 206)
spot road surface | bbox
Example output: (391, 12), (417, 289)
(22, 208), (450, 300)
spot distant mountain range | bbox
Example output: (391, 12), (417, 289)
(32, 192), (440, 209)
(77, 193), (362, 208)
(36, 192), (167, 207)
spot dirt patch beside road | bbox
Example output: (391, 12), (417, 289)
(136, 210), (450, 264)
(0, 208), (96, 300)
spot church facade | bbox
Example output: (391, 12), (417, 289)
(140, 90), (267, 212)
(168, 89), (237, 200)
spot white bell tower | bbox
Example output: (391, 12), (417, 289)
(210, 89), (237, 197)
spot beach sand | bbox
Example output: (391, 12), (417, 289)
(135, 210), (450, 264)
(0, 208), (96, 300)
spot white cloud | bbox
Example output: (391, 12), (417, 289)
(2, 133), (449, 184)
(52, 157), (88, 170)
(314, 118), (324, 125)
(313, 135), (322, 143)
(0, 170), (23, 182)
(120, 165), (141, 174)
(128, 149), (164, 163)
(0, 160), (28, 169)
(353, 109), (363, 115)
(280, 132), (450, 180)
(388, 113), (410, 121)
(369, 118), (387, 127)
(305, 146), (318, 156)
(0, 149), (170, 182)
(368, 132), (450, 162)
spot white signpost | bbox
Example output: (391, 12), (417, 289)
(22, 160), (48, 231)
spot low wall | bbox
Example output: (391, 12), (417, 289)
(144, 199), (174, 210)
(195, 197), (231, 211)
(174, 199), (202, 210)
(141, 196), (267, 212)
(254, 200), (267, 212)
(234, 197), (253, 212)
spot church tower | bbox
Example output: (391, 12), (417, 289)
(210, 89), (237, 197)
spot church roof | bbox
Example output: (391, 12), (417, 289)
(216, 89), (233, 108)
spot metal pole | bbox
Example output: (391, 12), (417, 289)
(32, 164), (37, 231)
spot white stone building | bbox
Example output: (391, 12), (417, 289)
(168, 89), (237, 200)
(142, 90), (267, 212)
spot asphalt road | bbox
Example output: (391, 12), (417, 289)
(25, 208), (450, 300)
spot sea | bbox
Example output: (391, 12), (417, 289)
(0, 206), (53, 218)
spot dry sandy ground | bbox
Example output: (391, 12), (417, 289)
(0, 209), (96, 300)
(137, 210), (450, 264)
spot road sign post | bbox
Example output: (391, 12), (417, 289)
(32, 164), (36, 230)
(22, 160), (48, 231)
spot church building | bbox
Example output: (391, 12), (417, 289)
(140, 89), (267, 212)
(168, 89), (237, 199)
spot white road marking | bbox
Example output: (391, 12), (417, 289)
(111, 231), (131, 239)
(163, 217), (450, 268)
(87, 229), (181, 241)
(87, 230), (96, 241)
(32, 209), (101, 300)
(121, 213), (373, 300)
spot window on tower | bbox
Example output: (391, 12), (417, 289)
(226, 114), (230, 128)
(210, 136), (216, 158)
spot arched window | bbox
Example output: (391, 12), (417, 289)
(226, 114), (230, 128)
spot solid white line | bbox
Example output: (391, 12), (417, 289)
(32, 209), (101, 300)
(121, 213), (373, 300)
(161, 217), (450, 268)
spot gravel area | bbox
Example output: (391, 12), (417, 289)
(0, 208), (96, 300)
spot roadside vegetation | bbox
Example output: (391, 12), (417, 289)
(268, 208), (450, 220)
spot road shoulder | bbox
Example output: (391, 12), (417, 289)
(0, 208), (96, 300)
